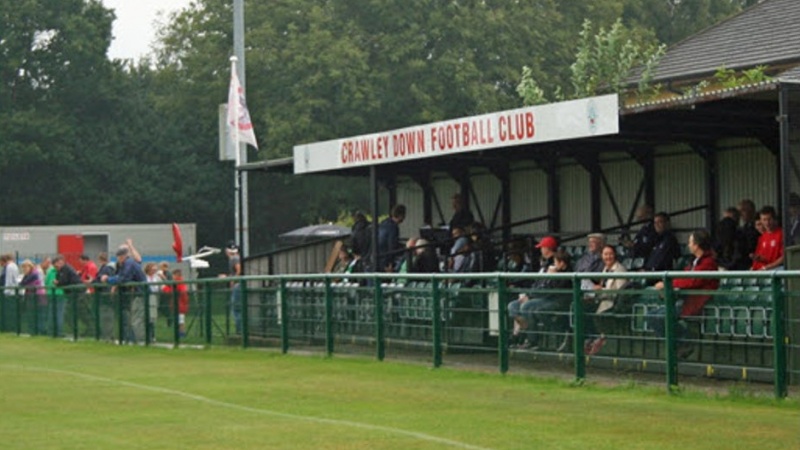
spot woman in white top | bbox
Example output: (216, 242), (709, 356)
(585, 245), (628, 355)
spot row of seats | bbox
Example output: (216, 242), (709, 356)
(629, 281), (775, 338)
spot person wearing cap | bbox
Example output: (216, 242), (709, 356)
(507, 235), (558, 349)
(102, 245), (147, 343)
(509, 247), (573, 350)
(411, 239), (440, 273)
(225, 241), (243, 334)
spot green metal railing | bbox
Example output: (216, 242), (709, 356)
(1, 270), (797, 398)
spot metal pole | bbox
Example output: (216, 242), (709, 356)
(375, 277), (385, 361)
(233, 0), (249, 255)
(573, 276), (585, 381)
(771, 276), (787, 398)
(370, 166), (379, 273)
(325, 279), (334, 356)
(497, 277), (509, 374)
(663, 276), (678, 391)
(432, 278), (442, 368)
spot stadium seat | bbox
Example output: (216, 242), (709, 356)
(750, 307), (768, 337)
(621, 257), (633, 271)
(701, 306), (718, 335)
(717, 307), (733, 336)
(732, 306), (749, 337)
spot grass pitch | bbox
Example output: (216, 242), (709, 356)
(0, 336), (798, 449)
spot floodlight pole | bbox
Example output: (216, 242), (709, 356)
(233, 0), (249, 258)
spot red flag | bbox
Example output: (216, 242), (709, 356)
(172, 223), (183, 263)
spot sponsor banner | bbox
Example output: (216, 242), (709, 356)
(294, 94), (618, 174)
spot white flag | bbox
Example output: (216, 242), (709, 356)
(227, 66), (258, 150)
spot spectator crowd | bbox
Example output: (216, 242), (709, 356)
(0, 239), (189, 344)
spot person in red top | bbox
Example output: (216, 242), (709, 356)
(648, 229), (719, 358)
(751, 205), (784, 270)
(162, 269), (189, 337)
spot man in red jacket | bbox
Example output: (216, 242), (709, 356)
(648, 229), (719, 357)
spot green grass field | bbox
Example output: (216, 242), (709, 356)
(0, 335), (798, 450)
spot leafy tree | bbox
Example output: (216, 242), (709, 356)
(518, 19), (665, 104)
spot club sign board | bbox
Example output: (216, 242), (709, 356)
(294, 94), (618, 174)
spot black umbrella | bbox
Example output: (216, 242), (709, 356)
(279, 224), (351, 246)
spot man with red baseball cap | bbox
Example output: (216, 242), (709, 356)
(507, 236), (559, 348)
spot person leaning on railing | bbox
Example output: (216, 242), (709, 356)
(101, 246), (147, 344)
(646, 229), (719, 359)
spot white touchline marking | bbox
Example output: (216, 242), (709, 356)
(2, 364), (493, 450)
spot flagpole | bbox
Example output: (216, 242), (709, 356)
(233, 0), (249, 259)
(230, 56), (243, 264)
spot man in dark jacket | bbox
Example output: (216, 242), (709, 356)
(53, 255), (82, 288)
(377, 204), (406, 271)
(642, 212), (681, 273)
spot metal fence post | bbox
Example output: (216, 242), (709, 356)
(144, 289), (151, 347)
(93, 288), (101, 341)
(0, 290), (5, 333)
(375, 277), (385, 361)
(432, 278), (442, 368)
(16, 291), (22, 336)
(663, 275), (678, 391)
(51, 287), (58, 338)
(325, 278), (334, 357)
(771, 275), (787, 398)
(241, 281), (249, 349)
(280, 279), (289, 354)
(117, 289), (124, 344)
(71, 290), (78, 342)
(172, 283), (180, 348)
(33, 293), (39, 336)
(573, 275), (585, 381)
(204, 281), (213, 345)
(497, 276), (509, 374)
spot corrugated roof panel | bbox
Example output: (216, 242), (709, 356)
(717, 142), (777, 213)
(510, 165), (548, 235)
(638, 0), (800, 83)
(600, 157), (644, 230)
(470, 169), (502, 229)
(654, 148), (706, 231)
(559, 163), (591, 234)
(396, 177), (425, 238)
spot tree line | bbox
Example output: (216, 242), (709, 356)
(0, 0), (759, 254)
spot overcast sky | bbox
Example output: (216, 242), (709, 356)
(101, 0), (192, 61)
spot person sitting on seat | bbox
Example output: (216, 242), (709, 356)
(584, 245), (629, 355)
(620, 204), (657, 259)
(646, 229), (719, 358)
(751, 205), (784, 271)
(575, 233), (605, 290)
(508, 244), (572, 350)
(411, 239), (440, 273)
(642, 212), (681, 273)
